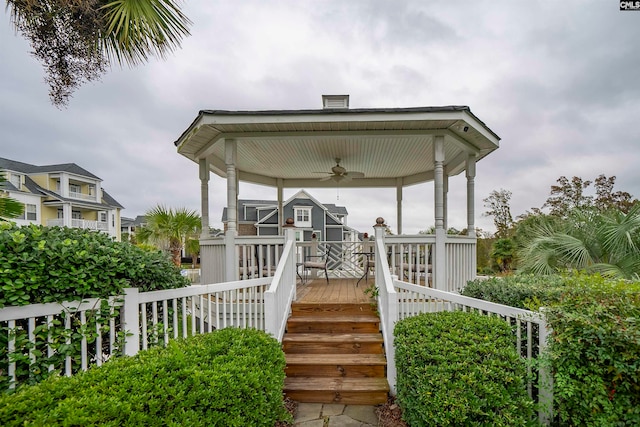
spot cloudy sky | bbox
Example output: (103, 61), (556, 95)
(1, 1), (639, 235)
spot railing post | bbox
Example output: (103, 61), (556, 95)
(311, 233), (318, 280)
(122, 288), (139, 357)
(224, 233), (237, 282)
(538, 313), (554, 425)
(284, 222), (297, 304)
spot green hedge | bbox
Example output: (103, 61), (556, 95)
(0, 223), (189, 308)
(544, 275), (640, 426)
(462, 274), (568, 309)
(0, 328), (290, 426)
(461, 273), (640, 426)
(394, 311), (535, 427)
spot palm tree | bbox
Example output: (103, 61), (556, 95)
(517, 206), (640, 280)
(138, 205), (201, 266)
(0, 174), (24, 221)
(6, 0), (191, 106)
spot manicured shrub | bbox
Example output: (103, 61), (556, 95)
(544, 275), (640, 426)
(0, 223), (189, 308)
(0, 328), (290, 426)
(462, 274), (568, 309)
(462, 273), (640, 426)
(394, 311), (535, 427)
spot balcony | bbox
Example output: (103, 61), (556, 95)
(47, 219), (108, 231)
(68, 191), (98, 202)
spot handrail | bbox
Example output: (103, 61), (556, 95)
(374, 231), (398, 394)
(264, 237), (296, 341)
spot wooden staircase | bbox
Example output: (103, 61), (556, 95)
(282, 302), (389, 404)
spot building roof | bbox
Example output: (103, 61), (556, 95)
(221, 197), (348, 222)
(0, 157), (121, 208)
(0, 157), (101, 180)
(174, 102), (501, 191)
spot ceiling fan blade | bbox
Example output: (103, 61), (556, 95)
(319, 175), (333, 181)
(345, 171), (365, 179)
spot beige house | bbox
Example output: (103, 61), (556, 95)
(0, 157), (123, 241)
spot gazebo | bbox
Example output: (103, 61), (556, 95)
(173, 95), (500, 290)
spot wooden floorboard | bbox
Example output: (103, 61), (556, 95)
(296, 277), (373, 304)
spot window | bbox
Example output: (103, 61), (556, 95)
(99, 212), (107, 222)
(295, 230), (303, 242)
(88, 185), (95, 196)
(17, 203), (36, 221)
(9, 174), (21, 189)
(294, 207), (312, 228)
(72, 211), (82, 220)
(69, 184), (81, 195)
(25, 204), (36, 221)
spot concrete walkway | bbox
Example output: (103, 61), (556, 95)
(293, 403), (379, 426)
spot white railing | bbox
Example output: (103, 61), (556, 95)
(1, 296), (125, 389)
(46, 219), (109, 232)
(68, 191), (98, 202)
(264, 230), (298, 341)
(445, 235), (476, 292)
(385, 235), (434, 287)
(199, 236), (285, 284)
(377, 277), (553, 425)
(124, 279), (271, 355)
(373, 228), (398, 395)
(2, 234), (300, 390)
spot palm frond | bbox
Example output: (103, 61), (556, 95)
(99, 0), (191, 67)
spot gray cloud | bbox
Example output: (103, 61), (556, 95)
(1, 1), (639, 236)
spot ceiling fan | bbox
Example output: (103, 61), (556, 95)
(315, 158), (364, 182)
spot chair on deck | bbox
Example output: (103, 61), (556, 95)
(303, 246), (331, 284)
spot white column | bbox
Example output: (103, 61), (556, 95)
(62, 203), (72, 227)
(443, 175), (449, 231)
(199, 158), (210, 238)
(95, 182), (102, 203)
(60, 174), (69, 198)
(396, 178), (403, 235)
(225, 139), (238, 282)
(466, 155), (476, 237)
(277, 179), (284, 235)
(225, 139), (238, 235)
(433, 135), (446, 290)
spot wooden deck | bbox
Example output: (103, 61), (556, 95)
(296, 277), (373, 304)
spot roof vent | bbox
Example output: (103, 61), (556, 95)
(322, 95), (349, 109)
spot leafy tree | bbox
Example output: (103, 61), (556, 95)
(6, 0), (191, 107)
(543, 175), (637, 217)
(137, 205), (200, 266)
(483, 189), (514, 238)
(543, 176), (592, 216)
(0, 173), (24, 220)
(593, 174), (637, 213)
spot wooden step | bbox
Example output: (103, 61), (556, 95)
(286, 315), (380, 334)
(284, 377), (389, 405)
(291, 303), (376, 317)
(282, 333), (383, 354)
(285, 353), (386, 378)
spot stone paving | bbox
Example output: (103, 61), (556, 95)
(293, 403), (379, 426)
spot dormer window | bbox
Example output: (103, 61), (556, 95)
(9, 174), (21, 189)
(294, 207), (312, 228)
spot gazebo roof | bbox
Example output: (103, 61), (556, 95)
(174, 105), (500, 188)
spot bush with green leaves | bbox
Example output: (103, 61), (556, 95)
(394, 311), (535, 427)
(0, 328), (290, 426)
(0, 223), (189, 308)
(462, 274), (568, 309)
(461, 273), (640, 425)
(543, 275), (640, 426)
